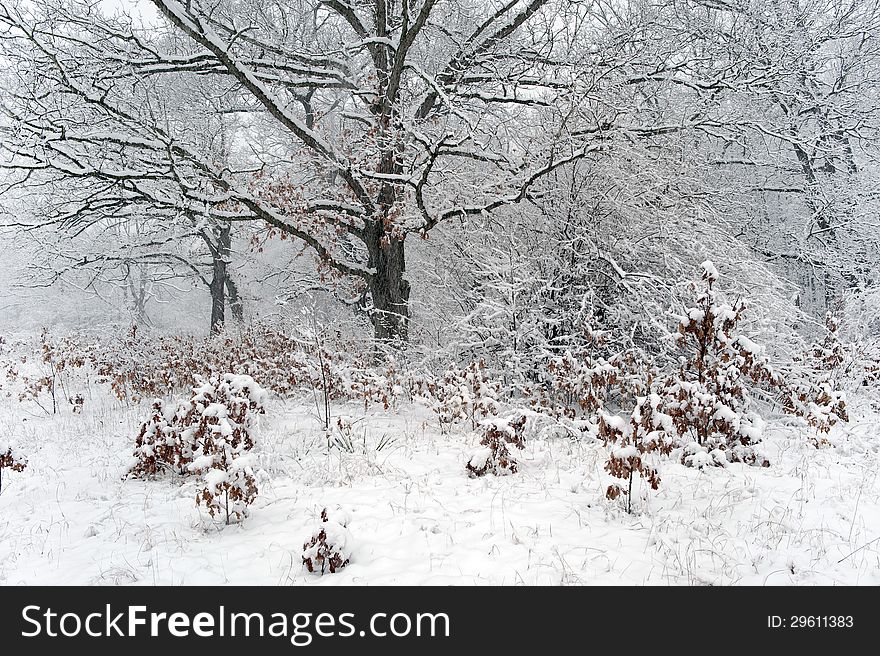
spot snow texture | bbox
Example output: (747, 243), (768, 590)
(2, 391), (880, 585)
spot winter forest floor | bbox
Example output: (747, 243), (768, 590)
(1, 390), (879, 586)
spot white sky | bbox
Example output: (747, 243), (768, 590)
(98, 0), (161, 24)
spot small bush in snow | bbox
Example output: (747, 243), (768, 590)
(350, 357), (405, 411)
(128, 373), (267, 524)
(466, 414), (527, 477)
(526, 326), (636, 421)
(600, 401), (673, 512)
(0, 443), (27, 494)
(184, 374), (266, 524)
(647, 261), (775, 467)
(594, 264), (850, 475)
(864, 357), (880, 391)
(302, 508), (353, 574)
(129, 399), (190, 478)
(783, 312), (849, 440)
(416, 359), (500, 432)
(5, 329), (89, 415)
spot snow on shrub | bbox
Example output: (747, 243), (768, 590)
(128, 399), (190, 478)
(783, 312), (849, 442)
(525, 326), (640, 422)
(128, 373), (267, 524)
(184, 374), (266, 524)
(466, 413), (527, 477)
(302, 507), (353, 575)
(350, 357), (405, 411)
(600, 405), (670, 513)
(645, 261), (776, 467)
(3, 329), (89, 415)
(591, 263), (852, 491)
(416, 359), (500, 432)
(649, 266), (847, 460)
(0, 442), (27, 494)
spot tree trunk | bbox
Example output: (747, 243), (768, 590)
(365, 221), (410, 342)
(207, 224), (233, 335)
(209, 256), (227, 335)
(124, 263), (151, 326)
(225, 276), (244, 324)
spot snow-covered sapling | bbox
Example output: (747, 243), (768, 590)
(466, 413), (527, 477)
(600, 397), (673, 513)
(186, 374), (267, 524)
(127, 373), (267, 524)
(14, 330), (89, 415)
(0, 443), (27, 494)
(302, 507), (353, 575)
(784, 312), (849, 443)
(652, 261), (774, 467)
(528, 325), (622, 420)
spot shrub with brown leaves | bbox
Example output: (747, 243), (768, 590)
(185, 374), (266, 524)
(600, 399), (674, 512)
(0, 443), (27, 494)
(128, 399), (190, 478)
(635, 262), (778, 467)
(782, 312), (849, 437)
(302, 508), (353, 575)
(4, 329), (89, 415)
(466, 414), (527, 477)
(415, 359), (500, 432)
(128, 373), (267, 524)
(525, 326), (647, 422)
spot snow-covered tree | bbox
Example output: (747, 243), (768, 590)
(651, 261), (777, 467)
(0, 0), (605, 342)
(128, 372), (267, 523)
(184, 374), (266, 524)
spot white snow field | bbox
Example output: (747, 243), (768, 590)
(1, 392), (878, 586)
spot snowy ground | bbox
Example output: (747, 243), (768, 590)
(1, 389), (879, 586)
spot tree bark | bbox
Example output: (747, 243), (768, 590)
(365, 221), (410, 342)
(225, 275), (244, 324)
(207, 224), (233, 335)
(209, 255), (227, 335)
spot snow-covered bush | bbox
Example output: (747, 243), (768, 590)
(592, 263), (850, 481)
(302, 507), (353, 575)
(0, 442), (27, 494)
(466, 413), (527, 477)
(864, 355), (880, 391)
(643, 262), (776, 466)
(839, 286), (880, 391)
(415, 359), (500, 432)
(526, 326), (649, 429)
(128, 373), (267, 524)
(527, 331), (617, 420)
(781, 313), (849, 440)
(184, 374), (266, 524)
(94, 324), (304, 402)
(349, 357), (405, 411)
(600, 403), (672, 512)
(2, 329), (89, 415)
(79, 323), (406, 414)
(812, 313), (847, 373)
(129, 399), (190, 478)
